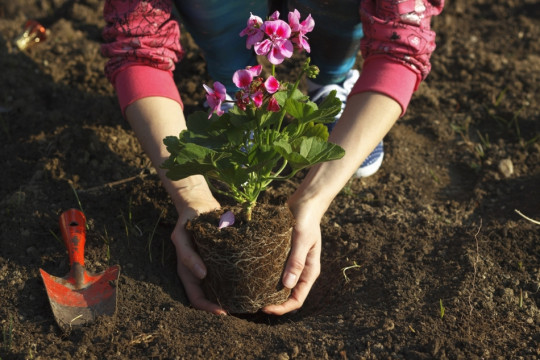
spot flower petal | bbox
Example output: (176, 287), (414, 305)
(213, 81), (227, 101)
(267, 96), (280, 112)
(263, 20), (291, 39)
(300, 14), (315, 33)
(232, 69), (253, 89)
(218, 210), (235, 229)
(247, 64), (263, 77)
(288, 9), (301, 31)
(268, 10), (280, 21)
(254, 39), (272, 56)
(264, 76), (280, 94)
(251, 91), (264, 107)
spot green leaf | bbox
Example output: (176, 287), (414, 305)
(186, 111), (219, 133)
(163, 135), (183, 155)
(273, 87), (306, 106)
(300, 122), (329, 141)
(225, 127), (245, 147)
(228, 112), (256, 130)
(274, 137), (345, 169)
(307, 90), (342, 124)
(284, 98), (316, 121)
(213, 163), (249, 187)
(257, 107), (282, 128)
(162, 143), (230, 180)
(183, 112), (250, 149)
(282, 121), (330, 141)
(283, 90), (341, 126)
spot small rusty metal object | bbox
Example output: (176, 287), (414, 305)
(15, 20), (48, 50)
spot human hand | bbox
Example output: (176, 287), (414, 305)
(262, 198), (322, 315)
(171, 195), (227, 315)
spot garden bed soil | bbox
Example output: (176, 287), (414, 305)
(1, 0), (539, 359)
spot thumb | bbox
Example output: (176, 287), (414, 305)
(282, 231), (311, 289)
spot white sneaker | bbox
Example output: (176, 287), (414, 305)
(308, 69), (384, 178)
(355, 141), (384, 178)
(308, 69), (360, 132)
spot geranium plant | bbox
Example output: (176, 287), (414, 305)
(162, 10), (345, 221)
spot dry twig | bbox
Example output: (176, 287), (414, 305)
(78, 168), (150, 194)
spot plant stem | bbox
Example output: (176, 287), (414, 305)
(274, 70), (304, 140)
(244, 202), (254, 221)
(262, 160), (288, 187)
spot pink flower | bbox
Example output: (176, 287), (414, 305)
(247, 64), (263, 77)
(232, 69), (254, 90)
(239, 13), (264, 49)
(288, 9), (314, 53)
(232, 65), (262, 89)
(267, 96), (280, 112)
(254, 19), (293, 65)
(203, 81), (227, 118)
(235, 91), (250, 111)
(218, 210), (235, 229)
(264, 75), (280, 94)
(232, 66), (266, 109)
(268, 10), (280, 21)
(251, 91), (264, 108)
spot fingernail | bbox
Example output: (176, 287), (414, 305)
(283, 273), (297, 289)
(194, 263), (206, 279)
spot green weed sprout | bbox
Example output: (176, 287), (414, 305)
(439, 299), (445, 319)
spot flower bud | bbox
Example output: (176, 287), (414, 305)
(306, 65), (320, 79)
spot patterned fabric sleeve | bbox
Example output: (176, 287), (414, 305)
(351, 0), (445, 115)
(101, 0), (183, 84)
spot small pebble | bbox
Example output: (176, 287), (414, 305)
(498, 158), (514, 178)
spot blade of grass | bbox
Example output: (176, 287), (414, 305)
(147, 210), (165, 263)
(69, 183), (88, 230)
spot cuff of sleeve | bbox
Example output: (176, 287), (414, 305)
(350, 57), (420, 116)
(114, 65), (183, 116)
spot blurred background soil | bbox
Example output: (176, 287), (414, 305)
(0, 0), (539, 359)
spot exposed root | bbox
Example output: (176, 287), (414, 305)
(195, 227), (292, 313)
(468, 219), (482, 317)
(514, 209), (540, 225)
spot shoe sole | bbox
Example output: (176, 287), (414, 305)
(354, 152), (384, 178)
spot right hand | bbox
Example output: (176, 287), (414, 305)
(171, 195), (227, 315)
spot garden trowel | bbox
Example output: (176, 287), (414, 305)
(40, 209), (120, 330)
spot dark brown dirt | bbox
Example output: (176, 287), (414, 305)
(1, 1), (539, 359)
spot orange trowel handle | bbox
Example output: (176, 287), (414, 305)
(59, 209), (87, 267)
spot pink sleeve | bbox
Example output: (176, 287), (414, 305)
(101, 0), (184, 114)
(351, 0), (445, 115)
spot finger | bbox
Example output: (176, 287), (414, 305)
(171, 222), (206, 279)
(263, 244), (321, 315)
(177, 261), (227, 315)
(261, 278), (309, 315)
(282, 228), (320, 289)
(262, 261), (320, 315)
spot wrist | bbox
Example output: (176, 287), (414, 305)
(166, 175), (218, 214)
(287, 185), (331, 226)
